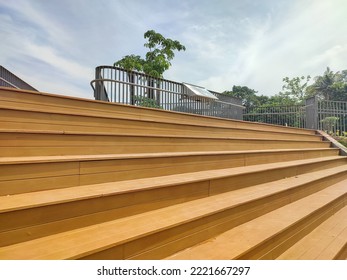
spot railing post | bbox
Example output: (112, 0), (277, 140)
(129, 71), (135, 105)
(305, 96), (318, 130)
(155, 80), (161, 107)
(234, 98), (243, 120)
(94, 67), (109, 102)
(91, 65), (243, 120)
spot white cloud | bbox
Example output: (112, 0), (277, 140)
(234, 0), (347, 94)
(1, 0), (346, 99)
(0, 1), (94, 98)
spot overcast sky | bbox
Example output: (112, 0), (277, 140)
(1, 0), (347, 99)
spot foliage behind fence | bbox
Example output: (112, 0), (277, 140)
(243, 105), (306, 128)
(91, 65), (244, 120)
(91, 66), (347, 133)
(318, 100), (347, 134)
(243, 97), (347, 134)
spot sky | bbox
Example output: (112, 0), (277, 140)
(1, 0), (347, 99)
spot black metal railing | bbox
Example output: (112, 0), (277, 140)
(91, 65), (244, 120)
(317, 99), (347, 134)
(243, 104), (306, 128)
(244, 96), (347, 134)
(91, 66), (347, 132)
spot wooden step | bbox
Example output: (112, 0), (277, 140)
(276, 206), (347, 260)
(0, 130), (331, 157)
(0, 166), (346, 260)
(0, 162), (346, 253)
(166, 179), (347, 260)
(0, 108), (322, 141)
(0, 148), (339, 195)
(0, 87), (316, 135)
(1, 87), (345, 261)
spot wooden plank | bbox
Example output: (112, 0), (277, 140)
(0, 149), (338, 195)
(0, 148), (339, 165)
(276, 206), (347, 259)
(166, 181), (347, 260)
(0, 131), (331, 157)
(0, 155), (344, 195)
(0, 108), (322, 141)
(1, 170), (346, 260)
(0, 176), (80, 196)
(0, 87), (344, 261)
(0, 162), (79, 181)
(0, 180), (210, 234)
(1, 163), (347, 250)
(0, 87), (316, 135)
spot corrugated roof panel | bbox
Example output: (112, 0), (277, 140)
(183, 83), (218, 100)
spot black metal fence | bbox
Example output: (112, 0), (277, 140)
(243, 105), (306, 128)
(244, 96), (347, 134)
(91, 66), (347, 133)
(317, 99), (347, 134)
(91, 66), (244, 120)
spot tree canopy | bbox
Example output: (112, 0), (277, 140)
(278, 75), (312, 104)
(114, 30), (186, 78)
(224, 67), (347, 110)
(223, 86), (265, 108)
(308, 67), (347, 101)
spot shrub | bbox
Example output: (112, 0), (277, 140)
(333, 136), (347, 147)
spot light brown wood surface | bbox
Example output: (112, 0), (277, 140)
(0, 87), (346, 260)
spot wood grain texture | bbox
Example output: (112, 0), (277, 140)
(0, 87), (346, 260)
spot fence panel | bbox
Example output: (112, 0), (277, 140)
(243, 98), (347, 134)
(91, 66), (243, 120)
(318, 100), (347, 134)
(243, 105), (306, 128)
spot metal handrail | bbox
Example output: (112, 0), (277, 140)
(91, 78), (245, 108)
(91, 65), (244, 120)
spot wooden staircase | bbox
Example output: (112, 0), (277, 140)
(0, 87), (346, 260)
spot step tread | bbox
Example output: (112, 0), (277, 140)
(0, 107), (322, 139)
(0, 166), (346, 259)
(0, 88), (317, 135)
(0, 156), (345, 212)
(0, 148), (338, 165)
(277, 206), (347, 260)
(166, 179), (347, 260)
(0, 129), (324, 142)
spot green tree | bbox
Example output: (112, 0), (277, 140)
(279, 75), (312, 104)
(309, 67), (347, 101)
(114, 30), (185, 108)
(312, 67), (336, 100)
(114, 30), (186, 78)
(223, 85), (267, 108)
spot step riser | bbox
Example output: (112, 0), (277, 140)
(239, 195), (347, 260)
(275, 206), (347, 260)
(1, 88), (345, 260)
(131, 178), (347, 260)
(0, 133), (330, 157)
(2, 158), (345, 234)
(210, 158), (346, 195)
(0, 109), (321, 141)
(262, 207), (346, 260)
(0, 149), (339, 195)
(80, 177), (347, 260)
(335, 243), (347, 260)
(0, 88), (316, 135)
(2, 168), (347, 250)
